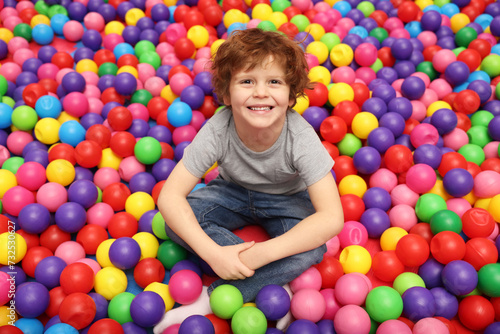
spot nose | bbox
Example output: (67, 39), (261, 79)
(253, 82), (269, 98)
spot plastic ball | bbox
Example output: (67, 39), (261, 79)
(442, 260), (478, 296)
(290, 288), (326, 323)
(130, 291), (166, 328)
(168, 269), (203, 305)
(395, 234), (430, 267)
(405, 163), (437, 194)
(412, 317), (450, 334)
(109, 237), (142, 270)
(179, 315), (215, 334)
(94, 267), (127, 300)
(458, 295), (495, 331)
(13, 282), (50, 318)
(339, 245), (372, 274)
(384, 144), (413, 173)
(209, 284), (244, 319)
(255, 284), (290, 321)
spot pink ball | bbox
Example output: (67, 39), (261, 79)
(377, 319), (412, 334)
(290, 288), (326, 322)
(103, 34), (125, 51)
(63, 20), (85, 42)
(312, 11), (334, 31)
(86, 202), (114, 228)
(144, 77), (166, 96)
(443, 128), (468, 151)
(195, 47), (211, 60)
(204, 167), (219, 184)
(355, 67), (376, 85)
(410, 100), (427, 122)
(63, 92), (89, 117)
(417, 31), (437, 48)
(332, 66), (356, 84)
(37, 63), (59, 80)
(172, 125), (197, 146)
(168, 270), (203, 305)
(55, 68), (74, 85)
(331, 26), (347, 40)
(410, 123), (439, 148)
(446, 198), (471, 218)
(83, 12), (105, 31)
(419, 89), (439, 108)
(0, 146), (10, 166)
(0, 8), (18, 22)
(0, 272), (12, 305)
(483, 141), (499, 159)
(16, 1), (34, 11)
(156, 42), (174, 59)
(88, 97), (104, 115)
(54, 241), (86, 265)
(405, 164), (437, 194)
(128, 103), (149, 121)
(334, 273), (369, 306)
(412, 317), (450, 334)
(291, 0), (312, 11)
(383, 17), (404, 32)
(354, 43), (378, 67)
(474, 170), (500, 198)
(36, 182), (68, 212)
(119, 156), (146, 182)
(3, 16), (22, 32)
(83, 85), (101, 99)
(337, 220), (368, 249)
(76, 258), (102, 275)
(488, 222), (499, 240)
(390, 28), (410, 39)
(320, 288), (341, 320)
(432, 49), (456, 73)
(170, 73), (193, 96)
(411, 72), (430, 88)
(336, 17), (355, 32)
(6, 131), (33, 156)
(192, 58), (211, 76)
(392, 78), (404, 93)
(389, 204), (418, 231)
(163, 324), (181, 333)
(2, 186), (35, 216)
(325, 236), (340, 257)
(13, 48), (35, 67)
(246, 19), (261, 29)
(165, 23), (187, 45)
(93, 167), (121, 189)
(190, 110), (206, 131)
(305, 53), (319, 69)
(289, 266), (322, 293)
(81, 71), (100, 85)
(391, 184), (419, 207)
(0, 63), (22, 82)
(16, 161), (46, 191)
(162, 53), (182, 67)
(334, 305), (371, 334)
(478, 33), (497, 47)
(137, 63), (156, 84)
(369, 168), (398, 192)
(429, 78), (453, 100)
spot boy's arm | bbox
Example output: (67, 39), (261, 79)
(239, 172), (344, 270)
(157, 160), (255, 280)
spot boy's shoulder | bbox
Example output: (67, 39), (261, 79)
(287, 109), (315, 134)
(204, 107), (232, 131)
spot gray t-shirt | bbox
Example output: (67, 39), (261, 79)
(182, 107), (335, 195)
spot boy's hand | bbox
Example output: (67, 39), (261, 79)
(205, 242), (256, 280)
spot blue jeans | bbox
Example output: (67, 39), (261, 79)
(164, 178), (326, 302)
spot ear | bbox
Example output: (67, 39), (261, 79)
(222, 94), (231, 106)
(288, 97), (296, 108)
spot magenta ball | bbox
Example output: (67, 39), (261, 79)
(2, 185), (36, 216)
(289, 266), (322, 293)
(473, 170), (500, 198)
(355, 43), (378, 67)
(405, 164), (437, 194)
(412, 317), (450, 334)
(337, 220), (368, 248)
(290, 288), (326, 323)
(36, 182), (68, 212)
(410, 123), (439, 148)
(334, 273), (370, 306)
(168, 269), (203, 305)
(334, 305), (371, 334)
(376, 319), (412, 334)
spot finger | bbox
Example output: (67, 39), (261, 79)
(237, 241), (255, 252)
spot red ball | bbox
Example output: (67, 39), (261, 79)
(205, 314), (231, 334)
(461, 207), (495, 238)
(51, 51), (74, 69)
(107, 212), (138, 238)
(333, 155), (357, 182)
(340, 193), (365, 222)
(22, 83), (48, 108)
(168, 65), (192, 81)
(283, 6), (302, 20)
(453, 89), (481, 114)
(303, 9), (318, 22)
(117, 54), (139, 68)
(59, 292), (97, 330)
(423, 45), (442, 62)
(480, 158), (500, 173)
(378, 46), (396, 67)
(458, 295), (495, 331)
(147, 96), (170, 120)
(17, 229), (39, 250)
(430, 231), (466, 264)
(39, 78), (59, 94)
(39, 225), (72, 253)
(322, 141), (339, 160)
(107, 106), (133, 131)
(76, 224), (109, 255)
(461, 5), (481, 21)
(370, 10), (388, 27)
(305, 82), (328, 107)
(133, 258), (166, 288)
(320, 116), (347, 144)
(199, 95), (217, 119)
(174, 37), (196, 60)
(397, 1), (420, 23)
(198, 0), (218, 12)
(395, 234), (430, 267)
(88, 319), (125, 334)
(48, 143), (76, 165)
(152, 180), (165, 204)
(463, 237), (499, 271)
(19, 8), (38, 24)
(173, 4), (192, 22)
(222, 0), (245, 11)
(101, 87), (126, 105)
(109, 131), (136, 158)
(86, 124), (112, 149)
(333, 100), (360, 126)
(46, 286), (68, 318)
(75, 140), (103, 168)
(183, 8), (205, 29)
(492, 297), (500, 321)
(233, 225), (270, 242)
(60, 262), (95, 294)
(372, 250), (405, 282)
(442, 92), (458, 108)
(278, 22), (300, 39)
(313, 255), (344, 289)
(403, 118), (420, 135)
(468, 39), (491, 59)
(466, 161), (482, 178)
(457, 49), (482, 73)
(102, 182), (131, 212)
(438, 152), (468, 177)
(409, 222), (433, 244)
(351, 82), (370, 107)
(94, 49), (116, 66)
(384, 144), (413, 174)
(160, 143), (175, 160)
(22, 246), (53, 278)
(0, 326), (23, 334)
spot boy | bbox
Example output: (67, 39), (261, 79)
(154, 28), (344, 332)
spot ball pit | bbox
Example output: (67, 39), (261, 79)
(1, 0), (500, 332)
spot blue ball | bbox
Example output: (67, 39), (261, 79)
(14, 318), (45, 334)
(113, 42), (135, 60)
(167, 101), (193, 127)
(32, 24), (55, 45)
(0, 103), (13, 128)
(50, 14), (70, 35)
(35, 95), (62, 118)
(44, 323), (79, 334)
(58, 120), (86, 147)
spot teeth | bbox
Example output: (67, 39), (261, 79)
(249, 107), (271, 111)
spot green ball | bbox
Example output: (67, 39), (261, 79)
(452, 47), (466, 57)
(34, 0), (50, 15)
(231, 306), (267, 334)
(467, 125), (492, 148)
(337, 133), (362, 157)
(139, 51), (161, 70)
(481, 54), (500, 78)
(11, 105), (38, 131)
(2, 157), (25, 174)
(47, 4), (68, 18)
(271, 0), (291, 12)
(455, 27), (478, 48)
(478, 263), (500, 297)
(370, 58), (383, 73)
(134, 40), (156, 58)
(0, 76), (7, 97)
(108, 292), (134, 324)
(152, 211), (168, 240)
(470, 110), (494, 127)
(257, 20), (277, 31)
(369, 27), (388, 45)
(429, 210), (462, 234)
(290, 14), (310, 32)
(134, 136), (162, 165)
(131, 89), (153, 106)
(415, 193), (447, 223)
(365, 286), (403, 323)
(13, 23), (32, 42)
(393, 272), (426, 295)
(210, 284), (244, 319)
(320, 33), (341, 51)
(458, 143), (485, 165)
(434, 0), (450, 6)
(357, 1), (375, 17)
(98, 62), (118, 77)
(2, 96), (14, 108)
(157, 239), (188, 270)
(416, 61), (438, 81)
(496, 82), (500, 100)
(96, 186), (102, 203)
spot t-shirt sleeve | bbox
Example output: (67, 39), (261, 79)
(181, 121), (220, 179)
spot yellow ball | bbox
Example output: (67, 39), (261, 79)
(57, 112), (79, 124)
(328, 82), (354, 107)
(351, 111), (379, 139)
(145, 282), (175, 311)
(117, 65), (139, 78)
(306, 41), (329, 64)
(426, 180), (452, 201)
(0, 28), (14, 44)
(0, 170), (17, 199)
(338, 174), (367, 197)
(132, 232), (160, 259)
(488, 194), (500, 222)
(125, 8), (146, 26)
(160, 85), (179, 104)
(330, 43), (354, 67)
(427, 101), (451, 117)
(0, 306), (17, 326)
(450, 13), (470, 33)
(94, 267), (127, 300)
(339, 245), (372, 274)
(210, 39), (226, 57)
(96, 238), (116, 268)
(31, 15), (51, 28)
(308, 66), (331, 86)
(380, 227), (408, 251)
(415, 0), (433, 10)
(463, 190), (477, 205)
(46, 159), (75, 186)
(474, 197), (491, 210)
(268, 12), (288, 29)
(34, 118), (61, 144)
(305, 23), (326, 41)
(187, 25), (210, 49)
(252, 3), (273, 20)
(98, 148), (122, 170)
(294, 94), (310, 115)
(75, 59), (99, 74)
(104, 21), (126, 36)
(243, 302), (257, 307)
(0, 232), (27, 265)
(125, 192), (156, 221)
(224, 9), (245, 28)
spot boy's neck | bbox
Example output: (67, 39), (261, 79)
(235, 118), (286, 153)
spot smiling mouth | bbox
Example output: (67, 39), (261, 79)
(248, 106), (273, 111)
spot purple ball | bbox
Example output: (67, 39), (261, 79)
(24, 149), (49, 167)
(109, 237), (142, 269)
(391, 38), (413, 60)
(376, 67), (398, 84)
(346, 9), (364, 24)
(353, 146), (382, 174)
(379, 112), (405, 137)
(0, 40), (7, 60)
(18, 203), (51, 234)
(130, 291), (166, 328)
(413, 144), (442, 169)
(490, 16), (500, 37)
(484, 100), (500, 116)
(148, 125), (172, 144)
(316, 319), (335, 334)
(138, 209), (157, 234)
(468, 80), (492, 105)
(180, 85), (205, 110)
(302, 107), (329, 132)
(488, 115), (500, 141)
(362, 187), (391, 211)
(393, 60), (416, 79)
(67, 179), (99, 209)
(363, 36), (381, 49)
(16, 72), (38, 86)
(255, 284), (291, 321)
(170, 259), (203, 277)
(98, 75), (116, 93)
(437, 36), (457, 49)
(395, 133), (414, 150)
(123, 322), (148, 334)
(343, 33), (363, 49)
(381, 36), (396, 48)
(61, 71), (86, 93)
(75, 167), (95, 182)
(38, 45), (57, 63)
(360, 208), (390, 238)
(401, 76), (426, 100)
(182, 58), (196, 72)
(430, 108), (458, 135)
(436, 25), (454, 39)
(266, 329), (284, 334)
(82, 29), (103, 51)
(485, 322), (500, 334)
(55, 202), (87, 233)
(122, 26), (141, 45)
(156, 65), (172, 84)
(367, 127), (395, 154)
(137, 17), (155, 30)
(419, 258), (444, 289)
(80, 112), (104, 130)
(0, 265), (27, 286)
(89, 292), (109, 322)
(129, 171), (157, 194)
(67, 1), (88, 21)
(294, 32), (314, 46)
(117, 1), (136, 20)
(98, 4), (117, 23)
(444, 61), (470, 86)
(193, 71), (213, 96)
(152, 158), (176, 181)
(13, 282), (50, 318)
(442, 168), (474, 197)
(22, 58), (43, 73)
(371, 84), (396, 104)
(140, 29), (159, 45)
(410, 51), (425, 67)
(129, 119), (150, 138)
(287, 319), (320, 334)
(115, 72), (137, 96)
(179, 315), (215, 334)
(362, 97), (387, 119)
(441, 260), (478, 296)
(402, 287), (436, 322)
(359, 18), (378, 32)
(430, 287), (459, 319)
(34, 256), (67, 289)
(151, 3), (170, 22)
(101, 101), (121, 119)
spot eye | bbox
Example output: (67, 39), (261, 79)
(270, 79), (283, 85)
(241, 79), (253, 84)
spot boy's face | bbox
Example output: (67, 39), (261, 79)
(224, 56), (294, 133)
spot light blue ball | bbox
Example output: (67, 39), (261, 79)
(32, 24), (54, 45)
(58, 120), (86, 147)
(167, 101), (193, 127)
(15, 318), (44, 334)
(35, 95), (62, 119)
(0, 103), (13, 129)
